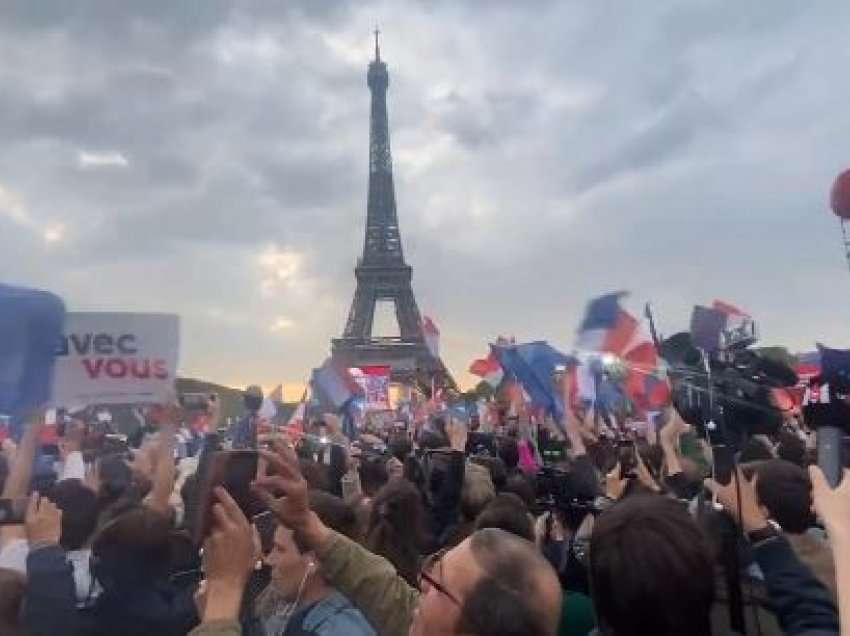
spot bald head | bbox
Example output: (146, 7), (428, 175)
(460, 528), (562, 636)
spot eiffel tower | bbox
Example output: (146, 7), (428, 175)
(332, 31), (453, 389)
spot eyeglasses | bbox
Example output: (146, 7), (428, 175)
(418, 548), (461, 606)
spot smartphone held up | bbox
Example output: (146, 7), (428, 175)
(191, 449), (263, 544)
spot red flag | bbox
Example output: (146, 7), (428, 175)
(712, 300), (749, 317)
(469, 351), (504, 387)
(422, 316), (440, 358)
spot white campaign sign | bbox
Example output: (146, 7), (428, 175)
(51, 312), (180, 407)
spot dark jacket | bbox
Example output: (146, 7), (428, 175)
(88, 582), (198, 636)
(748, 534), (838, 636)
(709, 534), (838, 636)
(787, 532), (837, 601)
(590, 532), (837, 636)
(25, 546), (79, 636)
(25, 545), (199, 636)
(421, 449), (465, 544)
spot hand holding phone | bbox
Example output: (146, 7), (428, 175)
(24, 494), (62, 546)
(199, 487), (260, 623)
(617, 441), (637, 479)
(192, 450), (262, 545)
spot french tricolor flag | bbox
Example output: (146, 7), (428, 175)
(691, 299), (755, 353)
(311, 358), (361, 410)
(576, 292), (646, 357)
(575, 292), (669, 411)
(284, 388), (309, 435)
(469, 351), (504, 388)
(713, 299), (754, 344)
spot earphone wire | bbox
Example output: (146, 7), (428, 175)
(281, 562), (315, 623)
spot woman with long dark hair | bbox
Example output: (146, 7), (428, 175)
(364, 479), (427, 586)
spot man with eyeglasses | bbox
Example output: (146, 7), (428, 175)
(252, 443), (564, 636)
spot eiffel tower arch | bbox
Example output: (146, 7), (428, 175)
(332, 32), (453, 390)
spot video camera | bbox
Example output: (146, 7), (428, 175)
(653, 305), (800, 635)
(535, 466), (599, 518)
(659, 307), (797, 449)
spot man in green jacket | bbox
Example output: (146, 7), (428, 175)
(203, 442), (558, 636)
(190, 444), (562, 636)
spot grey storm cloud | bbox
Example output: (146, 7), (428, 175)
(1, 0), (849, 393)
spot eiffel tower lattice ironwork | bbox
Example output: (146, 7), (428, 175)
(332, 31), (453, 388)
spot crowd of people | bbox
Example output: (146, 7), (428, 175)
(1, 376), (849, 636)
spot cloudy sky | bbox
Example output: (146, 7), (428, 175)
(1, 1), (849, 397)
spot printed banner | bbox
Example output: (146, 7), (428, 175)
(350, 366), (391, 411)
(51, 312), (180, 407)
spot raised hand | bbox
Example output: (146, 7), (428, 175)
(25, 493), (62, 548)
(199, 487), (259, 623)
(704, 467), (768, 533)
(659, 408), (688, 477)
(203, 487), (257, 586)
(145, 400), (181, 514)
(561, 406), (588, 457)
(809, 465), (850, 545)
(59, 420), (85, 461)
(252, 440), (328, 548)
(605, 462), (627, 501)
(2, 411), (45, 499)
(635, 449), (661, 493)
(809, 465), (850, 636)
(659, 408), (689, 449)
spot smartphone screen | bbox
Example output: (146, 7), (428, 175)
(541, 440), (567, 465)
(253, 510), (277, 555)
(192, 450), (262, 544)
(618, 441), (637, 478)
(0, 498), (28, 525)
